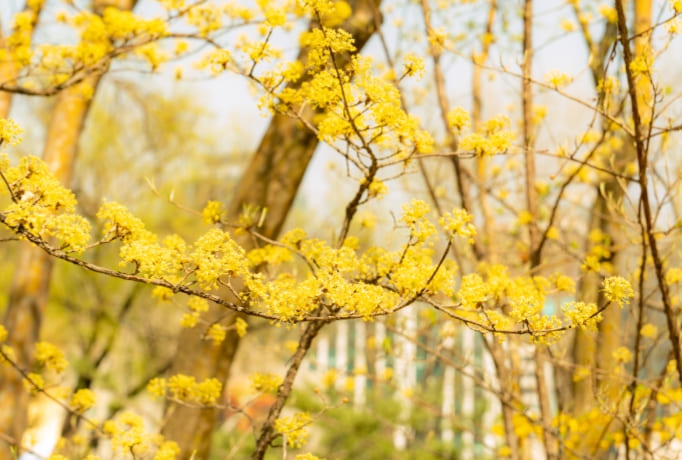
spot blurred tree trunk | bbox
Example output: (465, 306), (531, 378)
(0, 2), (135, 456)
(0, 1), (43, 118)
(161, 1), (382, 457)
(571, 0), (651, 419)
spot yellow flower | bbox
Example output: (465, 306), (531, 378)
(572, 366), (591, 382)
(201, 200), (224, 225)
(147, 378), (167, 398)
(544, 70), (573, 88)
(0, 118), (23, 146)
(440, 208), (476, 243)
(546, 226), (560, 240)
(34, 341), (68, 373)
(402, 53), (425, 78)
(560, 19), (576, 32)
(296, 454), (325, 460)
(250, 372), (283, 394)
(629, 55), (652, 78)
(322, 369), (338, 388)
(235, 317), (248, 337)
(207, 323), (226, 345)
(167, 374), (222, 405)
(562, 301), (601, 331)
(640, 323), (658, 339)
(24, 373), (44, 395)
(555, 275), (576, 294)
(71, 388), (96, 412)
(180, 312), (199, 328)
(598, 4), (617, 23)
(186, 297), (207, 314)
(154, 441), (180, 460)
(356, 211), (377, 229)
(612, 346), (633, 363)
(671, 0), (682, 14)
(602, 276), (634, 307)
(666, 268), (682, 285)
(497, 445), (512, 457)
(275, 412), (312, 448)
(367, 179), (388, 199)
(446, 107), (471, 133)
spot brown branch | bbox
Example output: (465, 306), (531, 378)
(615, 0), (682, 385)
(418, 0), (482, 259)
(251, 318), (328, 459)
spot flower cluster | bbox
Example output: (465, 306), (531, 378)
(102, 412), (179, 459)
(250, 372), (283, 394)
(1, 155), (91, 252)
(602, 276), (634, 307)
(0, 118), (23, 146)
(459, 114), (516, 156)
(34, 341), (68, 373)
(147, 374), (222, 406)
(274, 412), (313, 448)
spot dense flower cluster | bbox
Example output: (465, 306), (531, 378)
(147, 374), (222, 406)
(274, 412), (313, 448)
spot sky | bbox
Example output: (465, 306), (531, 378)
(3, 0), (682, 230)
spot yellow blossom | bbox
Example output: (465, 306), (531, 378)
(640, 323), (658, 339)
(613, 346), (633, 363)
(667, 18), (682, 34)
(207, 323), (226, 345)
(70, 388), (96, 412)
(572, 366), (591, 382)
(322, 369), (338, 388)
(544, 70), (573, 88)
(250, 372), (283, 394)
(439, 208), (476, 243)
(235, 317), (248, 337)
(666, 268), (682, 285)
(180, 312), (199, 328)
(154, 441), (180, 460)
(188, 297), (209, 313)
(295, 454), (325, 460)
(0, 345), (16, 367)
(446, 107), (471, 133)
(147, 378), (167, 398)
(402, 53), (425, 78)
(275, 412), (312, 448)
(629, 55), (652, 78)
(35, 341), (68, 373)
(0, 118), (24, 146)
(562, 301), (601, 331)
(368, 179), (388, 199)
(560, 19), (576, 32)
(202, 200), (224, 224)
(457, 274), (490, 309)
(167, 374), (222, 405)
(24, 373), (44, 394)
(602, 276), (634, 307)
(598, 5), (617, 23)
(671, 0), (682, 14)
(546, 226), (560, 240)
(555, 275), (576, 293)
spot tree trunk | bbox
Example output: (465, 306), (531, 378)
(161, 1), (382, 458)
(0, 1), (42, 119)
(571, 1), (651, 456)
(0, 2), (135, 456)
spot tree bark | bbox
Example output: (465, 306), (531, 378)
(0, 1), (43, 118)
(0, 2), (135, 456)
(160, 1), (382, 458)
(572, 0), (651, 415)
